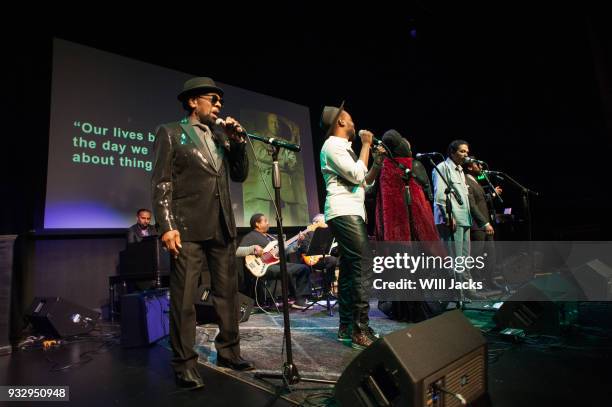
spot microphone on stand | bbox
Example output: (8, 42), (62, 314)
(216, 118), (301, 152)
(415, 152), (442, 159)
(372, 137), (384, 146)
(463, 157), (487, 166)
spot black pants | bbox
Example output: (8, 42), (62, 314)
(327, 215), (373, 331)
(266, 262), (312, 301)
(170, 237), (240, 373)
(312, 255), (338, 289)
(470, 229), (497, 285)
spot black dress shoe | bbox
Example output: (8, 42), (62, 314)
(175, 368), (205, 390)
(216, 355), (255, 371)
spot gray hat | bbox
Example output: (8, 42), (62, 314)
(177, 77), (224, 101)
(319, 101), (345, 137)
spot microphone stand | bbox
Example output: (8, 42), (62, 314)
(254, 146), (335, 390)
(425, 155), (466, 308)
(377, 143), (413, 207)
(485, 170), (539, 282)
(491, 171), (539, 241)
(481, 166), (503, 206)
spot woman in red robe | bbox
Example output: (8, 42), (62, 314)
(373, 129), (446, 322)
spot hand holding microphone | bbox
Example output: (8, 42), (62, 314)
(215, 117), (246, 143)
(358, 129), (374, 145)
(358, 130), (387, 165)
(358, 129), (387, 147)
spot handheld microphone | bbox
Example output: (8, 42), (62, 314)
(357, 130), (383, 146)
(483, 170), (503, 176)
(215, 118), (246, 135)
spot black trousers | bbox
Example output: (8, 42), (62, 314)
(266, 262), (312, 301)
(312, 255), (338, 289)
(327, 215), (373, 331)
(170, 236), (240, 372)
(470, 229), (497, 285)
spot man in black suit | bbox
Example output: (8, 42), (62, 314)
(464, 157), (503, 288)
(464, 158), (502, 240)
(126, 208), (157, 244)
(152, 77), (253, 390)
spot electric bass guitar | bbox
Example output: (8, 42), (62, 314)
(245, 222), (323, 277)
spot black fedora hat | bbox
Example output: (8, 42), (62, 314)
(177, 77), (224, 101)
(319, 101), (345, 137)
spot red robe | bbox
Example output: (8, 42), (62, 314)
(375, 157), (446, 256)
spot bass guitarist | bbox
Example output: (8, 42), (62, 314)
(237, 213), (312, 309)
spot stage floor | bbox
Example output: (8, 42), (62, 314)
(3, 301), (612, 406)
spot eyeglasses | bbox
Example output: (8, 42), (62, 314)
(198, 94), (224, 106)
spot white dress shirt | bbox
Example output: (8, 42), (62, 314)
(320, 136), (369, 221)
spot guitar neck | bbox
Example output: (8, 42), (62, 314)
(269, 223), (319, 249)
(284, 227), (308, 247)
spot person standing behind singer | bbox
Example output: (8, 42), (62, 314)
(319, 102), (385, 350)
(152, 77), (253, 390)
(464, 156), (503, 289)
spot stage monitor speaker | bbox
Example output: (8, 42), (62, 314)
(570, 259), (612, 301)
(25, 297), (100, 338)
(494, 273), (586, 335)
(121, 289), (169, 347)
(335, 310), (487, 407)
(194, 286), (254, 324)
(494, 301), (559, 336)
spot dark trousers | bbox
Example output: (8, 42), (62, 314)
(170, 237), (240, 372)
(328, 215), (373, 331)
(266, 262), (312, 301)
(312, 255), (338, 289)
(470, 229), (497, 285)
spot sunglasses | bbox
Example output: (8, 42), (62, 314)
(198, 94), (224, 106)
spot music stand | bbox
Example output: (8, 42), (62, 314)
(301, 227), (337, 315)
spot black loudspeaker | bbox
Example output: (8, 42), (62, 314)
(25, 297), (100, 338)
(194, 286), (254, 324)
(570, 259), (612, 301)
(494, 273), (585, 335)
(494, 301), (560, 336)
(121, 289), (169, 347)
(335, 310), (487, 407)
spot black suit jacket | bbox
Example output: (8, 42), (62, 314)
(466, 175), (492, 230)
(151, 119), (248, 242)
(126, 224), (158, 244)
